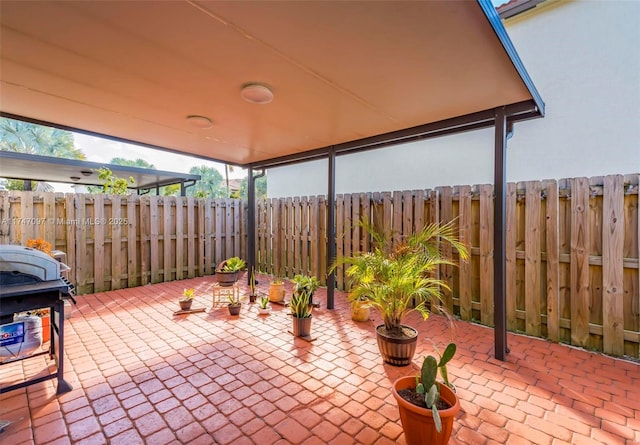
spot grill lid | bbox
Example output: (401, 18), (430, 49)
(0, 245), (61, 282)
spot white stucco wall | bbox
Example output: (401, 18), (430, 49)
(267, 0), (639, 198)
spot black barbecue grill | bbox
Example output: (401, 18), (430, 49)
(0, 244), (76, 394)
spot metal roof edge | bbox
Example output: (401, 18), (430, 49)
(478, 0), (545, 118)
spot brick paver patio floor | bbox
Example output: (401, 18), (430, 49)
(1, 276), (638, 445)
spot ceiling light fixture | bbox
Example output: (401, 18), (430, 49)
(81, 170), (93, 176)
(186, 115), (213, 129)
(70, 176), (81, 181)
(240, 83), (274, 104)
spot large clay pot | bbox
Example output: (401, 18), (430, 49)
(216, 270), (239, 287)
(351, 300), (370, 322)
(392, 376), (460, 445)
(292, 316), (312, 337)
(268, 282), (285, 302)
(375, 324), (418, 366)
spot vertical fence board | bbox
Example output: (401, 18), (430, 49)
(525, 181), (542, 336)
(459, 185), (472, 320)
(392, 191), (402, 245)
(414, 190), (425, 232)
(126, 195), (137, 288)
(309, 197), (319, 280)
(286, 197), (294, 276)
(318, 196), (327, 284)
(226, 199), (234, 261)
(139, 196), (150, 285)
(571, 178), (591, 347)
(64, 194), (77, 286)
(336, 195), (345, 289)
(301, 197), (309, 274)
(187, 197), (196, 278)
(176, 197), (185, 280)
(93, 195), (105, 292)
(506, 183), (517, 330)
(352, 194), (360, 255)
(74, 195), (88, 293)
(43, 193), (55, 247)
(111, 195), (122, 290)
(293, 197), (301, 275)
(602, 175), (625, 355)
(149, 196), (160, 284)
(441, 187), (454, 311)
(214, 200), (223, 266)
(204, 199), (213, 275)
(20, 191), (34, 243)
(479, 184), (494, 326)
(163, 198), (173, 282)
(544, 180), (560, 341)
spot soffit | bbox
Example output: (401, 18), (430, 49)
(0, 0), (539, 166)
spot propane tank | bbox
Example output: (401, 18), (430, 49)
(0, 315), (43, 360)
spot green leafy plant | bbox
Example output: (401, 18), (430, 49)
(219, 257), (246, 272)
(331, 220), (468, 336)
(228, 292), (241, 306)
(289, 290), (312, 318)
(97, 167), (135, 195)
(249, 268), (257, 296)
(181, 288), (195, 301)
(258, 295), (270, 310)
(415, 343), (456, 433)
(292, 275), (319, 300)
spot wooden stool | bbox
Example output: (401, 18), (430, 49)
(212, 283), (239, 307)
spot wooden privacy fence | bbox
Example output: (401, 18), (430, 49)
(256, 174), (639, 359)
(0, 193), (246, 295)
(1, 173), (638, 358)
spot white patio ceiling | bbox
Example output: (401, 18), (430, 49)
(0, 0), (543, 167)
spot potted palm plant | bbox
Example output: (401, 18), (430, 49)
(331, 220), (468, 366)
(216, 257), (246, 287)
(392, 343), (460, 445)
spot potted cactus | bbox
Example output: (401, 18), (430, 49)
(392, 343), (460, 445)
(179, 288), (195, 311)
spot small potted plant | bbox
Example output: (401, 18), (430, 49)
(248, 268), (258, 303)
(216, 257), (246, 287)
(289, 275), (319, 337)
(179, 288), (195, 311)
(268, 277), (285, 303)
(227, 292), (242, 315)
(291, 274), (320, 307)
(392, 343), (460, 445)
(257, 295), (271, 315)
(351, 295), (370, 322)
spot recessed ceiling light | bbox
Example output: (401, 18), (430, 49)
(81, 170), (93, 176)
(186, 115), (213, 129)
(241, 83), (274, 104)
(70, 176), (81, 181)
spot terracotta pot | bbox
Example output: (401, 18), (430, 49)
(351, 301), (370, 322)
(375, 324), (418, 366)
(268, 282), (285, 302)
(179, 300), (193, 311)
(216, 270), (239, 287)
(228, 303), (241, 315)
(392, 376), (460, 445)
(292, 316), (311, 337)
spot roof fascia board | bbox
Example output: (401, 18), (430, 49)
(478, 0), (545, 117)
(249, 100), (539, 170)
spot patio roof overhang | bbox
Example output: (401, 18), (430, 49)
(0, 0), (545, 360)
(0, 0), (543, 168)
(0, 151), (201, 195)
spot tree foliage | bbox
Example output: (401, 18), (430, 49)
(109, 157), (155, 169)
(238, 175), (267, 200)
(186, 165), (225, 198)
(0, 118), (84, 159)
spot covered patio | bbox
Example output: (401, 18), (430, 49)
(2, 277), (638, 445)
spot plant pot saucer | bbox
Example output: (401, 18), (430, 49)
(173, 307), (206, 316)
